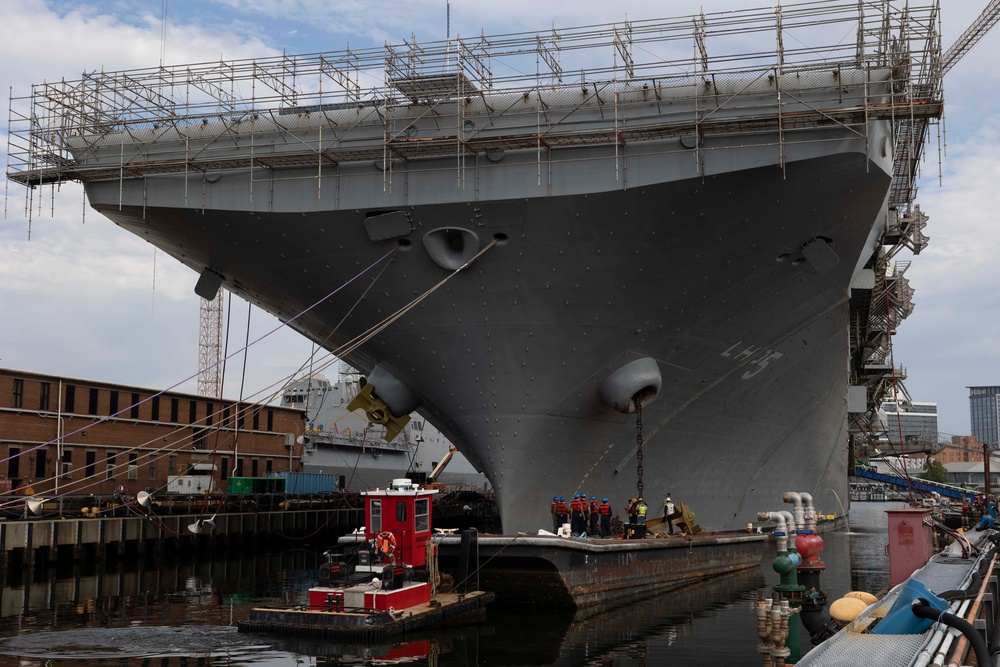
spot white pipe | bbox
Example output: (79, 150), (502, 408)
(779, 510), (797, 534)
(800, 492), (816, 531)
(759, 511), (789, 552)
(783, 491), (806, 531)
(911, 598), (968, 667)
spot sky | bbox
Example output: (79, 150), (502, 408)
(1, 1), (998, 439)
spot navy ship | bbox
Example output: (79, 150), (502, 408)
(282, 366), (487, 491)
(5, 3), (940, 532)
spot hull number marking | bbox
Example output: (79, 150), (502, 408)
(720, 342), (785, 380)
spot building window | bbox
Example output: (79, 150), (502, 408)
(39, 382), (50, 411)
(65, 385), (75, 413)
(370, 499), (382, 533)
(206, 402), (214, 427)
(189, 400), (197, 424)
(8, 448), (20, 480)
(221, 457), (229, 481)
(85, 452), (96, 479)
(151, 396), (160, 421)
(106, 453), (116, 480)
(12, 379), (23, 409)
(170, 398), (179, 423)
(61, 450), (72, 480)
(168, 456), (176, 477)
(109, 390), (119, 416)
(396, 501), (408, 522)
(148, 454), (157, 480)
(251, 458), (259, 477)
(235, 459), (244, 477)
(266, 459), (273, 473)
(130, 393), (140, 419)
(35, 449), (46, 479)
(88, 388), (99, 416)
(253, 410), (260, 431)
(128, 453), (138, 480)
(223, 406), (231, 427)
(267, 410), (274, 431)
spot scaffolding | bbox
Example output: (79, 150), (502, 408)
(6, 1), (942, 213)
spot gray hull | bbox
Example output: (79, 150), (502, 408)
(90, 148), (886, 532)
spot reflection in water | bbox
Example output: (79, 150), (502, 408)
(0, 504), (897, 666)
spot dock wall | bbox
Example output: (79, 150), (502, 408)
(0, 507), (363, 568)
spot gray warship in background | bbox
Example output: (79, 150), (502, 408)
(6, 2), (940, 532)
(282, 367), (487, 491)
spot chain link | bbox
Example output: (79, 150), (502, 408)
(635, 394), (644, 500)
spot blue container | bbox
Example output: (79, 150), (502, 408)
(268, 471), (336, 495)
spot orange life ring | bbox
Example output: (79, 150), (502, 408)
(375, 531), (397, 555)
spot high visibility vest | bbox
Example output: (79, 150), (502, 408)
(551, 501), (558, 514)
(599, 502), (611, 516)
(590, 501), (599, 514)
(556, 501), (567, 514)
(570, 498), (582, 513)
(637, 503), (647, 517)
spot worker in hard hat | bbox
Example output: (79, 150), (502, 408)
(556, 496), (568, 529)
(663, 494), (676, 535)
(636, 497), (647, 526)
(627, 497), (638, 524)
(588, 496), (600, 536)
(599, 497), (612, 537)
(570, 493), (585, 535)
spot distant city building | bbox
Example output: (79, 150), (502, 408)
(880, 400), (939, 446)
(969, 386), (1000, 450)
(936, 435), (984, 463)
(944, 457), (1000, 490)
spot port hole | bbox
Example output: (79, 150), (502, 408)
(493, 233), (509, 246)
(397, 239), (412, 251)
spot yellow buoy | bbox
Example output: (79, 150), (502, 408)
(844, 591), (878, 605)
(830, 597), (868, 623)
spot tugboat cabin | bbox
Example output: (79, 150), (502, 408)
(365, 478), (438, 568)
(308, 478), (439, 613)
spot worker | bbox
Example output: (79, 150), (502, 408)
(589, 496), (600, 535)
(663, 494), (675, 535)
(556, 496), (568, 528)
(551, 496), (560, 532)
(636, 497), (647, 526)
(570, 494), (585, 535)
(599, 497), (612, 537)
(627, 497), (638, 524)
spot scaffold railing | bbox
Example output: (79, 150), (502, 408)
(6, 0), (942, 208)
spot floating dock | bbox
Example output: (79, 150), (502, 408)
(435, 531), (767, 609)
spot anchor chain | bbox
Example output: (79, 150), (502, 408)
(635, 393), (644, 500)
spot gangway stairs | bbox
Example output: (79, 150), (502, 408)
(851, 467), (977, 501)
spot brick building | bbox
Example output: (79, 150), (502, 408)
(936, 435), (984, 464)
(0, 368), (304, 496)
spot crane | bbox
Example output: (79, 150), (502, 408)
(941, 0), (1000, 77)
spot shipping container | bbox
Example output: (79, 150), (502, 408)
(227, 477), (286, 494)
(267, 471), (337, 495)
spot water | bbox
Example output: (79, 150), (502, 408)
(0, 502), (907, 666)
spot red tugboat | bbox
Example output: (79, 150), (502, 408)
(239, 479), (493, 641)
